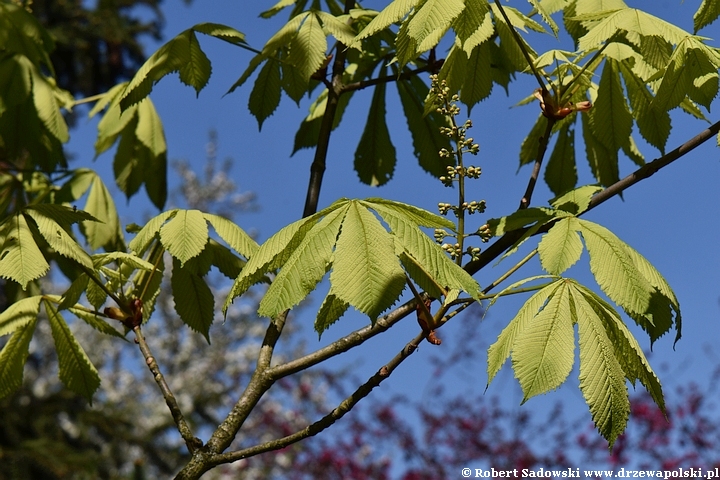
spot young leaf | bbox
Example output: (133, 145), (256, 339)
(0, 317), (37, 400)
(259, 206), (347, 318)
(171, 258), (214, 343)
(0, 295), (41, 337)
(577, 219), (653, 316)
(85, 277), (108, 310)
(249, 58), (282, 130)
(192, 23), (247, 46)
(286, 12), (327, 82)
(330, 202), (406, 320)
(206, 239), (246, 280)
(452, 0), (492, 55)
(128, 209), (179, 256)
(92, 252), (155, 271)
(45, 300), (101, 403)
(23, 208), (93, 269)
(591, 59), (632, 153)
(538, 217), (583, 275)
(512, 281), (576, 402)
(582, 111), (619, 187)
(316, 11), (357, 46)
(487, 280), (564, 384)
(461, 40), (494, 111)
(549, 184), (603, 215)
(527, 0), (560, 36)
(694, 0), (720, 33)
(0, 213), (50, 288)
(407, 0), (464, 55)
(354, 77), (397, 186)
(314, 291), (350, 336)
(351, 0), (416, 47)
(571, 286), (630, 447)
(159, 209), (209, 265)
(58, 274), (90, 311)
(362, 197), (455, 230)
(203, 213), (259, 258)
(67, 306), (126, 339)
(544, 124), (577, 196)
(82, 174), (123, 250)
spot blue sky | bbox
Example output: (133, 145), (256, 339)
(68, 0), (720, 461)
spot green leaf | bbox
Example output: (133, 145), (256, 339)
(592, 59), (632, 153)
(91, 252), (155, 271)
(396, 74), (452, 178)
(314, 292), (350, 336)
(452, 0), (492, 55)
(539, 218), (583, 275)
(694, 0), (720, 33)
(363, 197), (455, 230)
(171, 258), (214, 343)
(544, 124), (577, 196)
(249, 58), (282, 130)
(23, 208), (92, 269)
(58, 275), (90, 311)
(618, 59), (671, 154)
(0, 296), (41, 337)
(351, 0), (416, 46)
(407, 0), (465, 54)
(287, 12), (328, 82)
(571, 285), (630, 447)
(203, 213), (259, 258)
(575, 285), (664, 411)
(527, 0), (560, 36)
(486, 207), (555, 237)
(159, 209), (209, 265)
(129, 209), (179, 256)
(512, 281), (575, 401)
(0, 55), (33, 116)
(259, 206), (347, 318)
(85, 277), (108, 310)
(192, 22), (247, 46)
(577, 8), (690, 51)
(549, 184), (603, 215)
(519, 114), (548, 167)
(330, 202), (406, 319)
(582, 111), (619, 187)
(487, 280), (563, 384)
(0, 3), (55, 70)
(0, 213), (50, 288)
(29, 64), (69, 143)
(0, 317), (37, 400)
(82, 174), (123, 250)
(461, 41), (494, 111)
(577, 219), (653, 316)
(316, 11), (357, 45)
(206, 239), (246, 280)
(354, 77), (397, 186)
(224, 206), (332, 311)
(45, 300), (101, 402)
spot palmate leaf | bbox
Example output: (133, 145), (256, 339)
(119, 23), (246, 111)
(259, 207), (346, 318)
(351, 0), (417, 47)
(316, 11), (357, 46)
(171, 258), (214, 343)
(512, 281), (575, 402)
(452, 0), (492, 55)
(591, 59), (632, 153)
(570, 285), (630, 447)
(249, 58), (282, 130)
(694, 0), (720, 33)
(354, 74), (397, 186)
(202, 213), (259, 259)
(576, 219), (654, 317)
(159, 209), (209, 265)
(487, 280), (564, 384)
(129, 209), (178, 255)
(23, 207), (93, 269)
(331, 202), (406, 320)
(44, 300), (101, 403)
(0, 317), (37, 400)
(0, 296), (41, 337)
(406, 0), (464, 56)
(577, 8), (690, 51)
(0, 213), (50, 288)
(576, 285), (664, 410)
(544, 124), (577, 196)
(538, 217), (583, 275)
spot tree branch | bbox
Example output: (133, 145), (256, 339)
(133, 325), (202, 453)
(207, 332), (426, 467)
(341, 60), (444, 94)
(519, 117), (555, 209)
(465, 118), (720, 276)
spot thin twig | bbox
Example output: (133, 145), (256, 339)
(519, 117), (555, 209)
(466, 118), (720, 276)
(133, 325), (202, 453)
(207, 332), (425, 467)
(494, 0), (545, 90)
(341, 60), (444, 93)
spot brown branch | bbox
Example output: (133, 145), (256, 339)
(519, 117), (555, 209)
(493, 0), (546, 90)
(133, 325), (202, 454)
(302, 0), (356, 218)
(207, 332), (425, 468)
(465, 118), (720, 276)
(341, 60), (444, 94)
